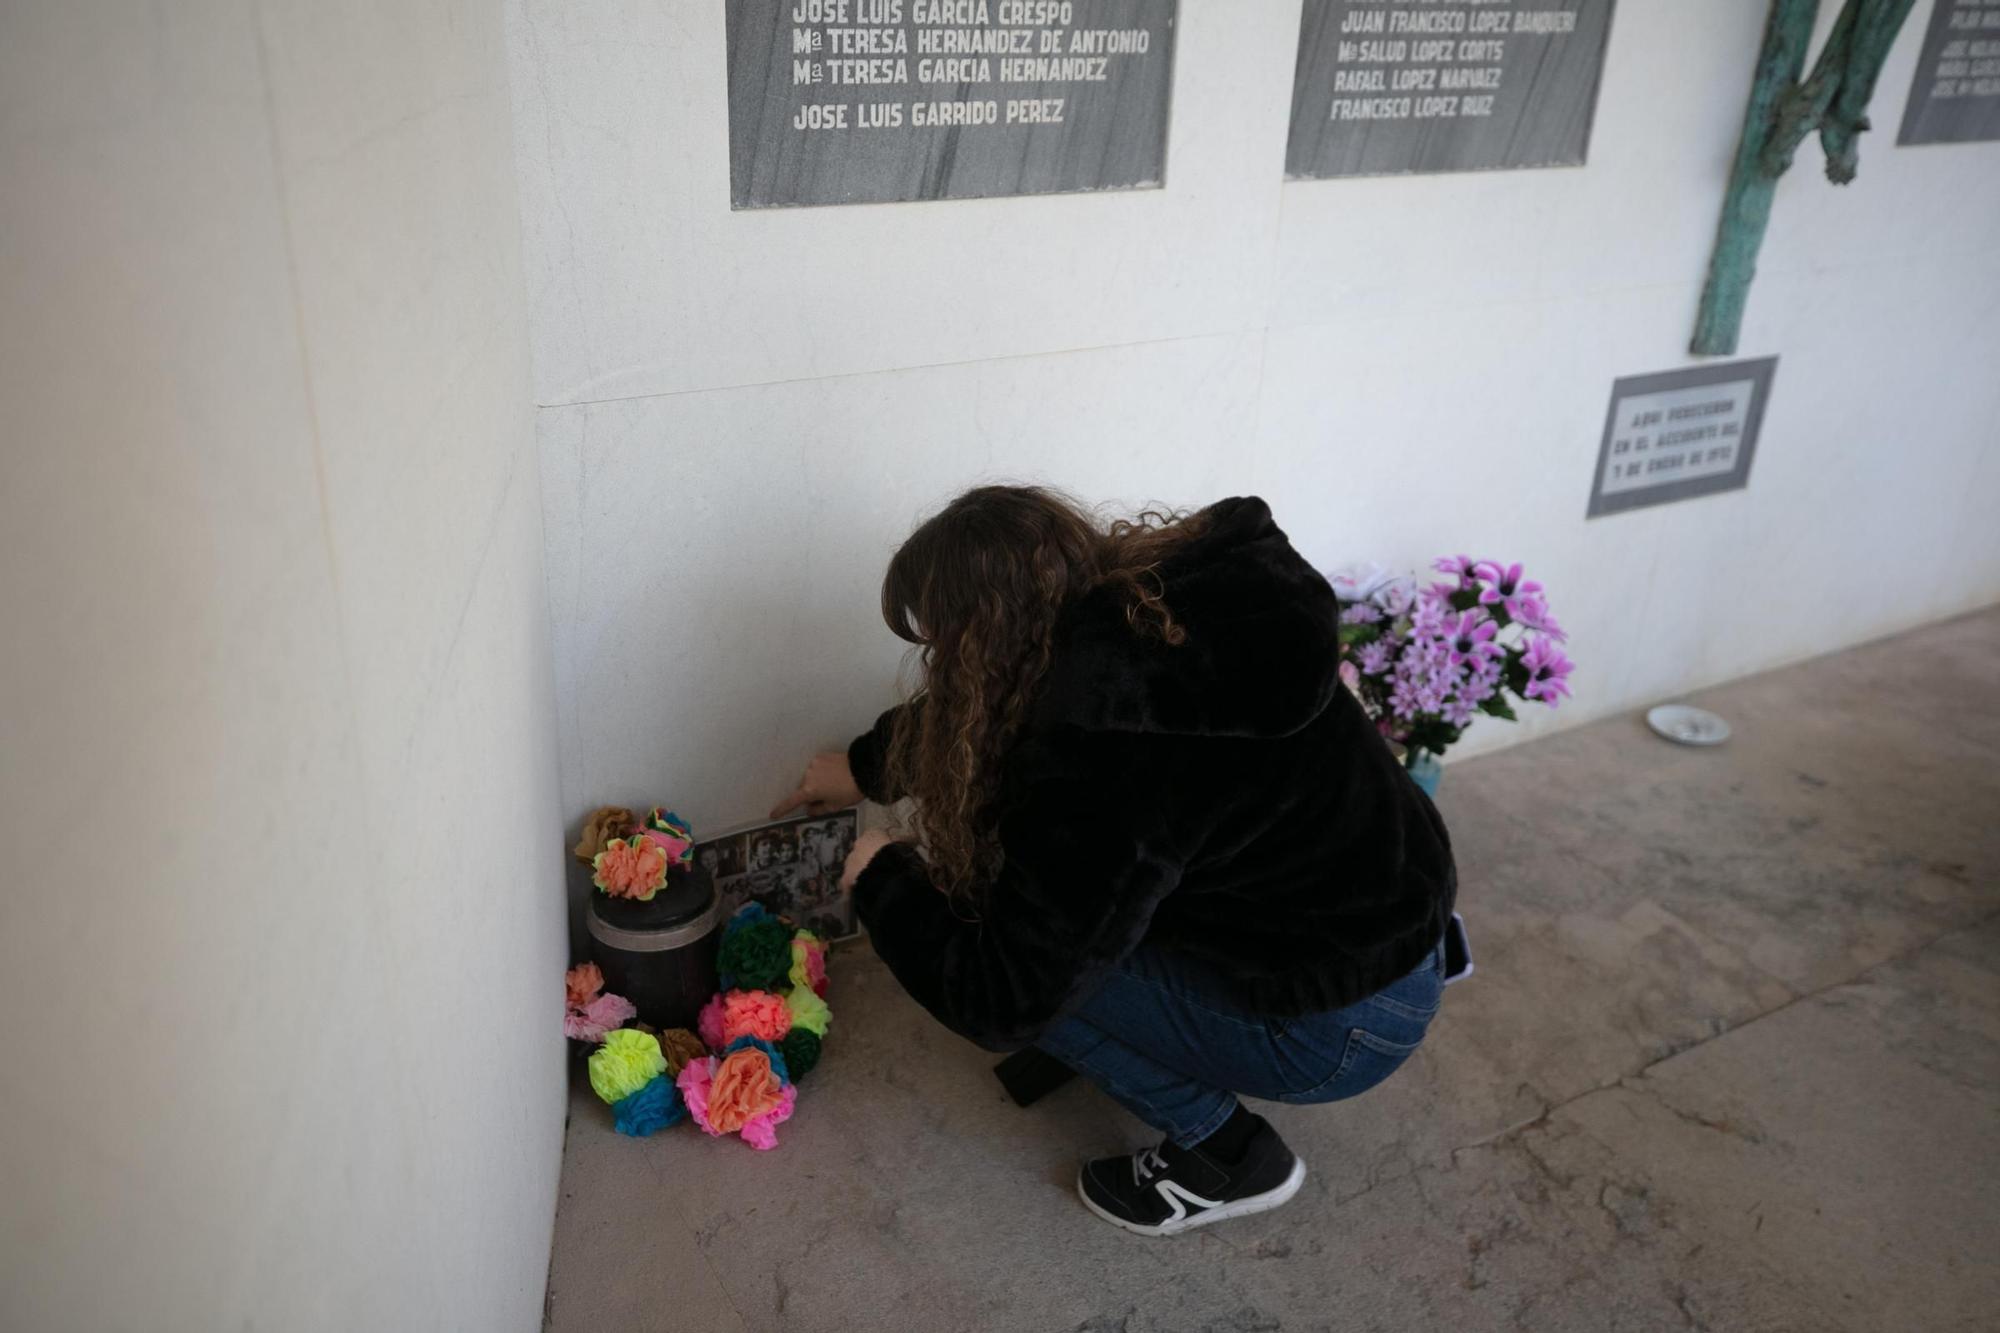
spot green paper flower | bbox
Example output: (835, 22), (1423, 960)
(718, 918), (793, 990)
(779, 1027), (822, 1080)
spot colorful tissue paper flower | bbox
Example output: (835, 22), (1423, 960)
(709, 1042), (786, 1130)
(699, 989), (793, 1050)
(592, 836), (670, 900)
(572, 806), (637, 866)
(734, 990), (795, 1043)
(779, 1027), (822, 1080)
(788, 931), (828, 998)
(645, 809), (696, 866)
(649, 808), (694, 840)
(724, 901), (773, 937)
(718, 918), (795, 991)
(697, 993), (728, 1051)
(783, 985), (830, 1038)
(677, 1058), (716, 1130)
(722, 1033), (791, 1079)
(677, 1050), (796, 1150)
(738, 1084), (797, 1151)
(611, 1073), (685, 1137)
(588, 1029), (666, 1104)
(639, 826), (693, 867)
(656, 1026), (708, 1077)
(565, 961), (605, 1008)
(566, 991), (637, 1043)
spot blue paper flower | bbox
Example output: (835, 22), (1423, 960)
(611, 1073), (685, 1137)
(723, 901), (772, 939)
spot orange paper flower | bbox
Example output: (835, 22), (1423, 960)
(704, 1047), (784, 1134)
(565, 962), (605, 1007)
(593, 836), (670, 900)
(724, 990), (792, 1044)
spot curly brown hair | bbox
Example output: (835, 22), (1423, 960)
(878, 485), (1207, 909)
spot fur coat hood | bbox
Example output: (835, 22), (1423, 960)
(1032, 495), (1346, 740)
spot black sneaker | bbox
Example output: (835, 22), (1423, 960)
(1076, 1116), (1306, 1236)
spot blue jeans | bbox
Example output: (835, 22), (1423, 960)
(1038, 937), (1446, 1148)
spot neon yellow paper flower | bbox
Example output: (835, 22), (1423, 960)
(784, 985), (830, 1038)
(588, 1029), (666, 1103)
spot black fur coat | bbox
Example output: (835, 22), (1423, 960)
(849, 496), (1457, 1051)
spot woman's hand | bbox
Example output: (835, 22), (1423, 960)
(841, 828), (900, 894)
(771, 751), (865, 819)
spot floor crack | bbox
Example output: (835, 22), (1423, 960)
(1456, 906), (2000, 1154)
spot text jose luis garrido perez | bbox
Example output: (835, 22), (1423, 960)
(788, 0), (1152, 130)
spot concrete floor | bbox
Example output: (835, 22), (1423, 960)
(544, 609), (2000, 1333)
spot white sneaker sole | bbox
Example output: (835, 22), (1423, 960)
(1076, 1155), (1308, 1237)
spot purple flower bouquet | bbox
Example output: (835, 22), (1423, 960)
(1328, 557), (1574, 768)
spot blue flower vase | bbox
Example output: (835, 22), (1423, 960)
(1407, 751), (1443, 799)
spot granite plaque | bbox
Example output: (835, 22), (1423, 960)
(1898, 0), (2000, 145)
(727, 0), (1178, 209)
(1286, 0), (1615, 179)
(1587, 359), (1777, 518)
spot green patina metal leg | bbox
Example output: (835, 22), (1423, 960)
(1691, 0), (1820, 357)
(1691, 0), (1916, 356)
(1818, 0), (1918, 182)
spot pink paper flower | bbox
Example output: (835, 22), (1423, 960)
(639, 827), (693, 867)
(739, 1085), (797, 1151)
(564, 991), (636, 1043)
(677, 1059), (724, 1134)
(585, 991), (635, 1031)
(697, 993), (728, 1051)
(790, 936), (828, 999)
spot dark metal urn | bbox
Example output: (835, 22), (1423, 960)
(585, 862), (721, 1032)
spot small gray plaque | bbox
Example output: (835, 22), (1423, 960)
(1897, 0), (2000, 146)
(726, 0), (1178, 209)
(1285, 0), (1615, 180)
(1586, 359), (1778, 519)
